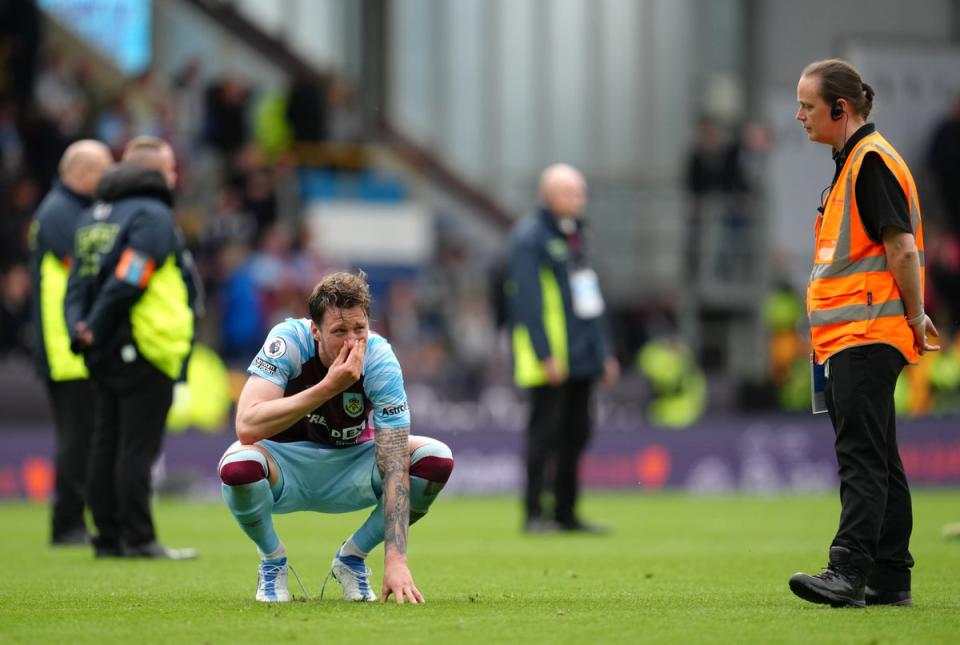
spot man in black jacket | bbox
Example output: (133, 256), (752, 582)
(65, 136), (198, 559)
(29, 139), (113, 545)
(507, 164), (619, 533)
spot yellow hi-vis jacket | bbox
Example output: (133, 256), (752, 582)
(807, 131), (924, 365)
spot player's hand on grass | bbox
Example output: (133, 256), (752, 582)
(381, 560), (424, 605)
(325, 338), (366, 393)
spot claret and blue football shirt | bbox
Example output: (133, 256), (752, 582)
(247, 318), (411, 447)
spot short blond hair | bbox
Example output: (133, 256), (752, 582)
(122, 135), (171, 166)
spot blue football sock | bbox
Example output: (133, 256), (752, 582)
(351, 498), (384, 555)
(349, 474), (446, 551)
(222, 478), (281, 557)
(349, 441), (453, 554)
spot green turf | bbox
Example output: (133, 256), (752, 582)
(3, 492), (960, 644)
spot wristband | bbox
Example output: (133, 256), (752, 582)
(906, 311), (926, 326)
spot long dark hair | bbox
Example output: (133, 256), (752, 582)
(802, 59), (875, 119)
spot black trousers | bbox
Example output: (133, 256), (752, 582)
(826, 343), (913, 590)
(46, 378), (96, 540)
(524, 378), (594, 523)
(87, 355), (174, 550)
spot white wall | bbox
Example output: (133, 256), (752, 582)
(756, 0), (953, 92)
(230, 0), (353, 75)
(388, 0), (721, 302)
(154, 0), (286, 91)
(389, 0), (706, 205)
(157, 0), (960, 302)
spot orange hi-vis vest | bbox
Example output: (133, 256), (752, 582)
(807, 131), (924, 365)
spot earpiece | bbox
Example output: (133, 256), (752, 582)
(831, 100), (844, 120)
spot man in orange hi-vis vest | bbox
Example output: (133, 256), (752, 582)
(787, 59), (940, 609)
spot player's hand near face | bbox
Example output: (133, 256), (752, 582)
(324, 337), (366, 394)
(382, 559), (424, 605)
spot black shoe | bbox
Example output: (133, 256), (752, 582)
(524, 517), (560, 533)
(92, 536), (123, 558)
(556, 518), (610, 535)
(789, 547), (866, 608)
(122, 541), (198, 560)
(51, 527), (91, 546)
(94, 546), (123, 558)
(865, 586), (913, 607)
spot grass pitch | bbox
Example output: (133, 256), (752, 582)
(3, 492), (960, 644)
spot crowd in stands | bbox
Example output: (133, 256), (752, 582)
(0, 14), (501, 401)
(685, 111), (960, 415)
(2, 11), (956, 415)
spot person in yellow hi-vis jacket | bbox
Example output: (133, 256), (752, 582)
(506, 164), (618, 534)
(29, 140), (112, 546)
(788, 59), (940, 609)
(65, 136), (200, 560)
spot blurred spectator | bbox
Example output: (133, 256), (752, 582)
(74, 58), (104, 138)
(635, 336), (707, 428)
(507, 163), (618, 534)
(123, 68), (169, 139)
(449, 293), (497, 397)
(0, 8), (518, 428)
(927, 96), (960, 332)
(216, 219), (333, 362)
(240, 163), (278, 242)
(761, 276), (809, 412)
(34, 49), (87, 138)
(0, 263), (30, 356)
(327, 78), (364, 143)
(217, 241), (265, 362)
(382, 279), (423, 358)
(95, 93), (134, 158)
(29, 140), (113, 546)
(0, 0), (40, 105)
(286, 72), (328, 143)
(716, 121), (772, 280)
(171, 59), (204, 154)
(723, 121), (772, 195)
(65, 136), (198, 559)
(929, 95), (960, 237)
(247, 224), (315, 321)
(0, 101), (23, 179)
(685, 116), (726, 199)
(200, 185), (257, 258)
(0, 174), (40, 266)
(17, 108), (66, 191)
(927, 232), (960, 329)
(204, 76), (251, 161)
(683, 116), (726, 280)
(271, 151), (302, 229)
(426, 237), (497, 398)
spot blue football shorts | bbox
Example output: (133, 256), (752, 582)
(259, 439), (383, 514)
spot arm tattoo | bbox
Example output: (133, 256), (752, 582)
(376, 426), (410, 556)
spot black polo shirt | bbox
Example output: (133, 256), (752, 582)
(831, 123), (913, 243)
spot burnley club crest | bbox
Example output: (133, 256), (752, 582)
(343, 392), (364, 418)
